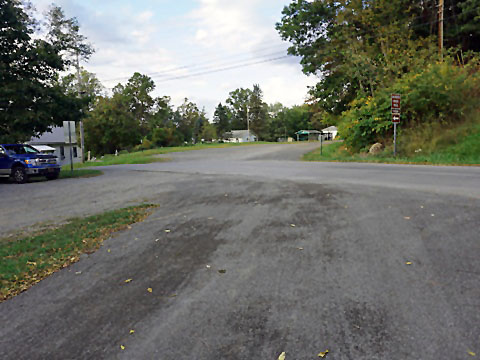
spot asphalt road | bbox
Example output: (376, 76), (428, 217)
(1, 143), (479, 359)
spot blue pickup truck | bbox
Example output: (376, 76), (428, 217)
(0, 144), (61, 184)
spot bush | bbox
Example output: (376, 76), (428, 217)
(339, 56), (480, 152)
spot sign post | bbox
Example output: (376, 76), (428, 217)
(391, 94), (401, 156)
(63, 121), (76, 174)
(320, 131), (323, 155)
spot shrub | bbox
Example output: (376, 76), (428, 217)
(339, 56), (480, 152)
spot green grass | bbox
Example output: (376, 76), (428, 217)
(304, 119), (480, 166)
(74, 142), (273, 169)
(59, 169), (103, 179)
(304, 138), (480, 166)
(0, 204), (156, 301)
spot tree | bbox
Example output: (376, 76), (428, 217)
(149, 96), (174, 130)
(200, 123), (217, 142)
(213, 103), (231, 138)
(59, 68), (104, 111)
(84, 95), (141, 155)
(45, 4), (94, 66)
(0, 0), (82, 143)
(226, 88), (252, 130)
(248, 84), (268, 140)
(174, 98), (201, 143)
(113, 73), (156, 137)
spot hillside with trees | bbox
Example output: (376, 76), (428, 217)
(276, 0), (480, 157)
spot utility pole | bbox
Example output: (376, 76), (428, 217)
(76, 52), (86, 163)
(438, 0), (444, 60)
(246, 107), (250, 142)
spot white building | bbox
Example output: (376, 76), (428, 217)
(224, 130), (257, 143)
(321, 126), (338, 141)
(29, 126), (83, 165)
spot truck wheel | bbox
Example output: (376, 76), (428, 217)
(46, 173), (59, 180)
(12, 166), (28, 184)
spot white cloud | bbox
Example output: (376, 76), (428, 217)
(31, 0), (316, 116)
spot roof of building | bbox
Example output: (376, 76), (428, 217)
(228, 130), (256, 138)
(321, 126), (338, 132)
(31, 145), (56, 152)
(30, 126), (76, 144)
(295, 130), (321, 135)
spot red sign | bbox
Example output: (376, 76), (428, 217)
(392, 114), (400, 123)
(391, 94), (401, 114)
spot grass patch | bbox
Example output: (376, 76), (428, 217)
(74, 142), (273, 169)
(304, 120), (480, 166)
(0, 204), (156, 302)
(59, 169), (103, 179)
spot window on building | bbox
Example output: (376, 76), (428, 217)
(73, 146), (78, 158)
(60, 146), (65, 159)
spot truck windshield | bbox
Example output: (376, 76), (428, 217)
(3, 145), (39, 155)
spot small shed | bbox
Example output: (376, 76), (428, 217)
(295, 130), (322, 141)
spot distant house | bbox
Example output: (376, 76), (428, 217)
(224, 130), (257, 143)
(321, 126), (338, 141)
(29, 126), (83, 165)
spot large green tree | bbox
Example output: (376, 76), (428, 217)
(0, 0), (82, 143)
(84, 94), (141, 155)
(226, 88), (252, 130)
(174, 98), (203, 143)
(213, 103), (231, 138)
(113, 73), (156, 137)
(248, 84), (268, 140)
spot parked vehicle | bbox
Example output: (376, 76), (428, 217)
(0, 144), (61, 184)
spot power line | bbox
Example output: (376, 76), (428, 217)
(153, 55), (290, 83)
(105, 55), (290, 89)
(102, 43), (289, 83)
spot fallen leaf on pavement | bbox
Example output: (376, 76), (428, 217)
(420, 205), (424, 209)
(318, 349), (329, 357)
(107, 249), (111, 253)
(75, 271), (82, 275)
(405, 261), (412, 265)
(124, 279), (132, 283)
(278, 351), (286, 360)
(130, 329), (135, 334)
(155, 238), (159, 242)
(147, 288), (153, 293)
(165, 229), (171, 233)
(120, 345), (125, 350)
(218, 269), (226, 274)
(290, 224), (296, 227)
(404, 217), (411, 220)
(468, 351), (476, 356)
(206, 265), (211, 269)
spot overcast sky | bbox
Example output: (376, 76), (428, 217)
(35, 0), (317, 117)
